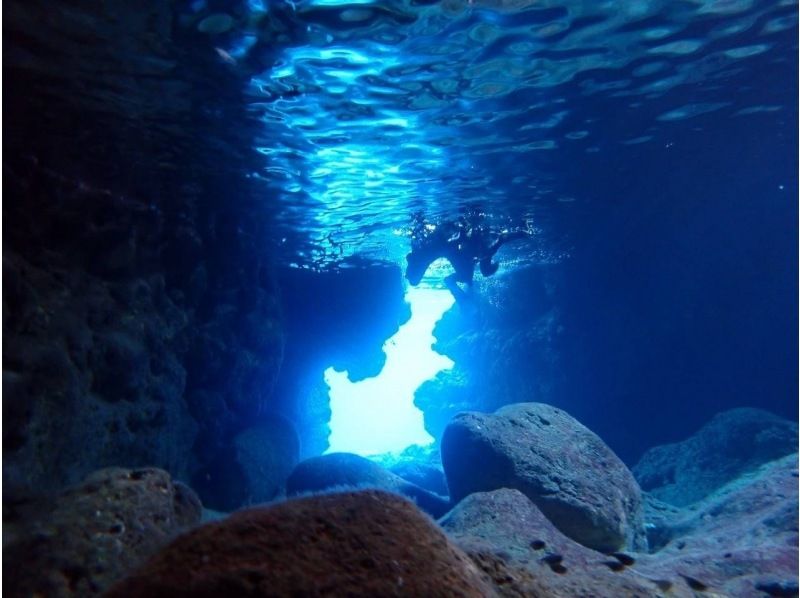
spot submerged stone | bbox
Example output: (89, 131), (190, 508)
(3, 467), (201, 597)
(441, 402), (647, 552)
(107, 490), (496, 598)
(286, 452), (451, 518)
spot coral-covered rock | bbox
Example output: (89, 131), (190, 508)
(633, 407), (798, 506)
(442, 402), (646, 552)
(286, 452), (451, 518)
(3, 467), (201, 598)
(107, 490), (496, 598)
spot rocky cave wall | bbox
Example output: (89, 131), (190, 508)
(3, 1), (419, 511)
(415, 264), (564, 444)
(3, 0), (284, 509)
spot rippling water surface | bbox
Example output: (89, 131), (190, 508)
(178, 0), (796, 269)
(10, 0), (796, 271)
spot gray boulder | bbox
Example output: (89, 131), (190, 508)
(632, 407), (798, 506)
(441, 402), (646, 552)
(286, 452), (451, 518)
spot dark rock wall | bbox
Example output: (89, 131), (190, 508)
(416, 264), (562, 443)
(3, 0), (284, 501)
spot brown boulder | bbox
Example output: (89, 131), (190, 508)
(108, 490), (496, 597)
(3, 467), (201, 597)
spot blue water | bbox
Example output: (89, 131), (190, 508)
(174, 0), (798, 460)
(178, 0), (797, 275)
(6, 0), (794, 467)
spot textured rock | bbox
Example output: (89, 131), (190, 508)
(390, 460), (449, 497)
(373, 443), (450, 496)
(442, 402), (647, 552)
(441, 488), (692, 597)
(107, 490), (497, 598)
(3, 252), (198, 495)
(636, 453), (799, 596)
(233, 416), (299, 504)
(633, 407), (798, 506)
(3, 467), (201, 598)
(415, 265), (561, 445)
(4, 0), (285, 503)
(286, 452), (451, 518)
(442, 454), (799, 598)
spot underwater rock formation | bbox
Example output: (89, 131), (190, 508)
(442, 452), (799, 598)
(442, 488), (691, 597)
(107, 490), (496, 598)
(233, 416), (300, 504)
(441, 402), (647, 552)
(415, 265), (562, 444)
(3, 244), (197, 495)
(286, 452), (451, 518)
(3, 467), (201, 598)
(636, 453), (799, 596)
(4, 0), (286, 507)
(191, 415), (299, 512)
(633, 407), (798, 506)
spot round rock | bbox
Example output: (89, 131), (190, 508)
(442, 402), (647, 552)
(107, 490), (496, 598)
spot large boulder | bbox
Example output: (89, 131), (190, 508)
(107, 490), (497, 598)
(3, 467), (201, 598)
(632, 407), (798, 506)
(286, 452), (451, 518)
(442, 402), (646, 553)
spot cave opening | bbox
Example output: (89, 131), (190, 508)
(324, 284), (455, 457)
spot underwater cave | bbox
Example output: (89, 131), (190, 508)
(3, 0), (798, 596)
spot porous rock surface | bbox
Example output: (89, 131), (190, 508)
(633, 407), (798, 506)
(442, 488), (691, 597)
(286, 452), (451, 518)
(638, 453), (799, 597)
(107, 490), (497, 598)
(442, 455), (799, 598)
(442, 402), (647, 552)
(3, 467), (201, 598)
(4, 0), (286, 508)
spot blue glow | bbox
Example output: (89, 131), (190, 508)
(325, 287), (455, 456)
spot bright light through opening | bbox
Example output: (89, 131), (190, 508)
(325, 286), (455, 457)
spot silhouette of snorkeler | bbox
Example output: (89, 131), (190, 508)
(405, 212), (529, 302)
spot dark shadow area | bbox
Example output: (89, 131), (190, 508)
(553, 88), (798, 464)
